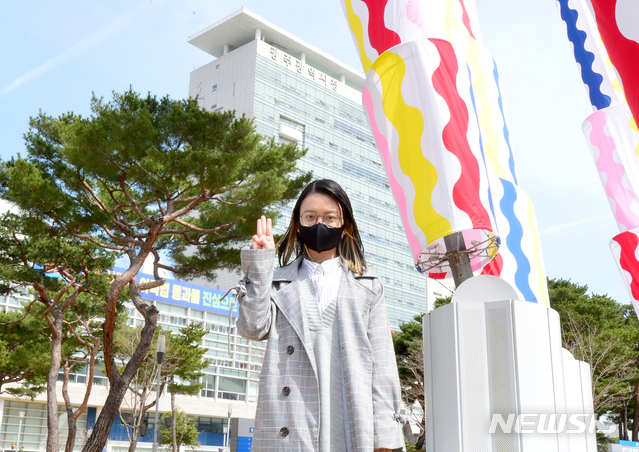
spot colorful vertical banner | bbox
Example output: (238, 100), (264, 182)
(363, 38), (498, 274)
(582, 104), (639, 232)
(555, 0), (626, 110)
(440, 0), (549, 305)
(610, 229), (639, 315)
(557, 0), (639, 315)
(341, 0), (550, 305)
(586, 0), (639, 122)
(484, 177), (548, 305)
(341, 0), (448, 73)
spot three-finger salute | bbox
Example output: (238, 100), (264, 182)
(252, 216), (275, 250)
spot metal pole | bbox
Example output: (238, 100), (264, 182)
(443, 232), (473, 288)
(16, 411), (25, 451)
(152, 335), (166, 452)
(152, 361), (162, 452)
(224, 421), (228, 450)
(225, 404), (232, 451)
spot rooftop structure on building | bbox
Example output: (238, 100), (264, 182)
(188, 8), (365, 91)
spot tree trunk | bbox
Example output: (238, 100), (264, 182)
(63, 339), (99, 452)
(415, 415), (426, 450)
(46, 309), (63, 452)
(127, 426), (140, 452)
(633, 378), (639, 441)
(171, 389), (178, 452)
(82, 377), (129, 452)
(624, 403), (629, 440)
(62, 364), (77, 452)
(65, 413), (77, 452)
(131, 406), (151, 452)
(82, 307), (157, 452)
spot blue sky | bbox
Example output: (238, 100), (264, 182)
(0, 0), (623, 302)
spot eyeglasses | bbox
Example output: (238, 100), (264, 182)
(300, 213), (343, 228)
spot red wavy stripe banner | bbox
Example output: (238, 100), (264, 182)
(429, 38), (491, 230)
(362, 0), (401, 54)
(589, 0), (639, 124)
(458, 0), (476, 40)
(612, 231), (639, 301)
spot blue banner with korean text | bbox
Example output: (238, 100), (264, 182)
(110, 268), (239, 317)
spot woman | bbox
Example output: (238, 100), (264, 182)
(237, 179), (404, 452)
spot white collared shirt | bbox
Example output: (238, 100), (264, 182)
(304, 257), (343, 316)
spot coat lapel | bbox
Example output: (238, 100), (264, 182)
(270, 257), (312, 352)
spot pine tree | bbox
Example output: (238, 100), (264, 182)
(0, 89), (310, 452)
(0, 213), (115, 452)
(0, 309), (49, 398)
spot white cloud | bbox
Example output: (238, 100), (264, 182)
(0, 2), (149, 100)
(539, 216), (607, 236)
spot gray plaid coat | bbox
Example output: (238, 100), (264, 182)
(237, 249), (404, 452)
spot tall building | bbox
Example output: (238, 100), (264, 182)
(188, 8), (454, 329)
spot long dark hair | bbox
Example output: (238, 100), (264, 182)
(277, 179), (366, 274)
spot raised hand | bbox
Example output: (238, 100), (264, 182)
(252, 216), (275, 250)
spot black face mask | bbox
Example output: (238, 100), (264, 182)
(298, 223), (345, 253)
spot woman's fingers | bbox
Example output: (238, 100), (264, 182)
(253, 216), (274, 249)
(256, 217), (263, 238)
(266, 217), (273, 238)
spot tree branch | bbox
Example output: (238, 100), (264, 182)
(56, 222), (127, 251)
(0, 298), (38, 326)
(139, 279), (166, 291)
(99, 224), (144, 245)
(77, 173), (110, 213)
(156, 263), (199, 275)
(164, 195), (208, 222)
(165, 218), (239, 235)
(119, 172), (153, 226)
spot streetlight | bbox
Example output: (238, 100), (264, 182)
(224, 404), (232, 452)
(152, 335), (166, 452)
(16, 411), (25, 451)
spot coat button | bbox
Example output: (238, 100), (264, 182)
(281, 386), (291, 396)
(280, 427), (289, 437)
(286, 345), (294, 355)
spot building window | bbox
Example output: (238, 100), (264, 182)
(196, 416), (226, 433)
(216, 64), (221, 69)
(217, 376), (246, 401)
(212, 84), (218, 92)
(58, 364), (88, 384)
(248, 381), (259, 403)
(211, 104), (217, 110)
(0, 401), (88, 450)
(201, 374), (216, 398)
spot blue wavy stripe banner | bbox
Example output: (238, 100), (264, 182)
(557, 0), (609, 109)
(498, 178), (536, 302)
(556, 0), (625, 110)
(493, 60), (519, 185)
